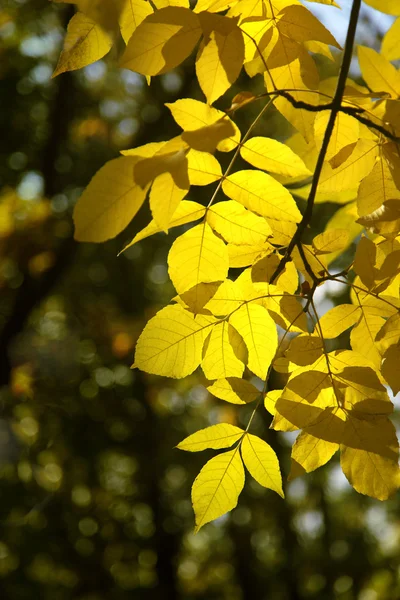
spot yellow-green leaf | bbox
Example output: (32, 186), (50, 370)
(73, 156), (149, 242)
(362, 0), (400, 16)
(149, 171), (189, 232)
(358, 46), (400, 98)
(240, 137), (311, 178)
(340, 416), (400, 500)
(289, 424), (340, 480)
(119, 7), (201, 75)
(196, 13), (244, 104)
(53, 12), (113, 77)
(177, 423), (244, 452)
(312, 229), (349, 254)
(168, 222), (229, 294)
(120, 200), (205, 251)
(222, 170), (302, 223)
(316, 304), (360, 339)
(192, 448), (245, 531)
(314, 111), (359, 163)
(187, 149), (222, 185)
(382, 18), (400, 61)
(207, 378), (260, 404)
(202, 322), (246, 379)
(207, 201), (272, 245)
(133, 304), (213, 377)
(119, 0), (153, 43)
(241, 433), (283, 496)
(229, 303), (278, 379)
(277, 5), (340, 48)
(166, 98), (240, 152)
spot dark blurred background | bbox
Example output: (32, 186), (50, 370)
(0, 1), (399, 599)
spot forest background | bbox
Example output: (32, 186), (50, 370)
(0, 0), (400, 599)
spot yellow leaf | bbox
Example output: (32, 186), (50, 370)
(133, 304), (213, 377)
(285, 334), (324, 367)
(375, 312), (400, 354)
(120, 200), (205, 251)
(316, 304), (360, 339)
(240, 137), (312, 178)
(314, 111), (359, 163)
(227, 242), (272, 268)
(194, 0), (238, 12)
(358, 46), (400, 98)
(179, 282), (221, 313)
(382, 18), (400, 61)
(350, 309), (385, 370)
(187, 150), (222, 185)
(119, 0), (153, 43)
(303, 0), (340, 9)
(149, 171), (189, 232)
(241, 433), (283, 496)
(177, 423), (244, 452)
(312, 229), (349, 254)
(260, 287), (308, 333)
(252, 255), (298, 294)
(153, 0), (190, 7)
(119, 7), (201, 75)
(53, 12), (113, 77)
(207, 201), (271, 246)
(353, 236), (377, 289)
(73, 156), (149, 242)
(277, 5), (340, 48)
(207, 378), (260, 404)
(203, 278), (242, 316)
(273, 370), (335, 431)
(362, 0), (400, 15)
(319, 138), (378, 193)
(381, 346), (400, 395)
(168, 222), (229, 294)
(166, 98), (240, 152)
(192, 448), (245, 531)
(357, 156), (400, 218)
(222, 170), (301, 223)
(340, 416), (400, 500)
(229, 303), (278, 379)
(289, 425), (340, 480)
(202, 322), (246, 379)
(264, 53), (319, 141)
(324, 202), (363, 263)
(264, 389), (281, 416)
(196, 13), (244, 104)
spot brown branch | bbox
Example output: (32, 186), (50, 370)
(272, 89), (399, 142)
(270, 0), (363, 284)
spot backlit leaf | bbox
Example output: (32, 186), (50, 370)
(202, 322), (246, 379)
(178, 423), (244, 452)
(358, 46), (400, 98)
(207, 201), (272, 245)
(229, 303), (278, 379)
(53, 12), (113, 77)
(222, 170), (302, 223)
(120, 7), (201, 75)
(317, 304), (360, 339)
(168, 222), (229, 294)
(196, 13), (244, 104)
(207, 378), (260, 404)
(241, 433), (283, 496)
(192, 448), (245, 531)
(73, 156), (149, 242)
(240, 137), (312, 178)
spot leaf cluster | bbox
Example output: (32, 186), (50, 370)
(53, 0), (400, 530)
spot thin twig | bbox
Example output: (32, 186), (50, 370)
(270, 0), (363, 285)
